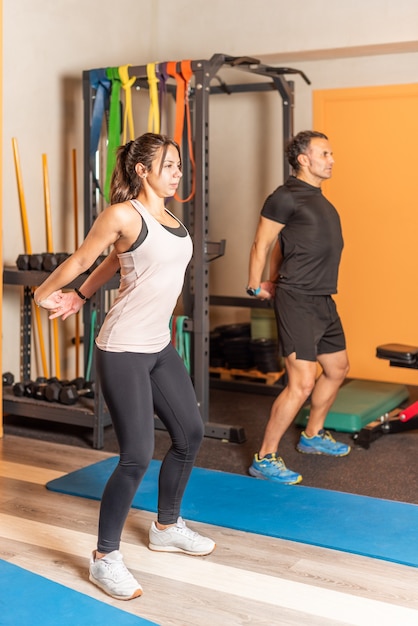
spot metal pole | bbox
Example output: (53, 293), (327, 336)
(190, 60), (211, 424)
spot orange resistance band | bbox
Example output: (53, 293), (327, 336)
(166, 60), (195, 203)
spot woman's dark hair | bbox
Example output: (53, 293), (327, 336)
(285, 130), (328, 172)
(110, 132), (181, 204)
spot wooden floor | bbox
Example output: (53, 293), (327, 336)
(1, 434), (418, 626)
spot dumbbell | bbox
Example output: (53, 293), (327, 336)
(59, 381), (96, 405)
(34, 378), (57, 400)
(44, 377), (85, 402)
(12, 380), (31, 397)
(29, 253), (45, 271)
(43, 378), (70, 402)
(2, 372), (15, 386)
(70, 376), (87, 390)
(26, 377), (63, 400)
(42, 252), (59, 272)
(39, 377), (85, 403)
(13, 377), (47, 398)
(15, 252), (70, 272)
(16, 254), (30, 270)
(43, 252), (70, 272)
(25, 377), (48, 399)
(13, 377), (61, 401)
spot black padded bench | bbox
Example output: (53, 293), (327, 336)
(352, 343), (418, 448)
(376, 343), (418, 369)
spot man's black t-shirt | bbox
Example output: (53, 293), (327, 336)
(261, 176), (343, 295)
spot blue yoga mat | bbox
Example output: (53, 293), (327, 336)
(47, 458), (418, 568)
(0, 559), (158, 626)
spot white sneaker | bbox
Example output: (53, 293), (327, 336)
(89, 550), (143, 600)
(149, 517), (216, 556)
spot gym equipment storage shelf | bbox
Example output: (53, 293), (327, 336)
(2, 385), (110, 448)
(2, 265), (119, 449)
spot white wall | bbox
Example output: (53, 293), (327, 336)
(3, 0), (418, 379)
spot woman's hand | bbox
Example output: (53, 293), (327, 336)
(34, 289), (63, 310)
(34, 289), (85, 320)
(47, 291), (86, 320)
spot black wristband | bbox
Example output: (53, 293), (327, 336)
(74, 287), (88, 301)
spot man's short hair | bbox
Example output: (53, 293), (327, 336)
(286, 131), (328, 172)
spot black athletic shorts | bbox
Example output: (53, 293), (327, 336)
(274, 288), (346, 362)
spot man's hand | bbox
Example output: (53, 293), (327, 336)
(257, 280), (275, 300)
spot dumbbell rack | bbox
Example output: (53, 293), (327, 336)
(2, 266), (120, 449)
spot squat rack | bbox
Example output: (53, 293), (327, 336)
(82, 53), (310, 442)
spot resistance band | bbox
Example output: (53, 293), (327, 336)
(166, 61), (186, 147)
(147, 62), (160, 133)
(166, 61), (195, 203)
(170, 315), (191, 374)
(89, 69), (111, 187)
(104, 67), (122, 203)
(85, 308), (97, 382)
(156, 62), (169, 133)
(118, 64), (136, 144)
(170, 316), (177, 346)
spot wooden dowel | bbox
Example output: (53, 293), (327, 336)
(12, 137), (49, 377)
(42, 154), (53, 252)
(42, 153), (60, 380)
(12, 138), (32, 255)
(72, 149), (80, 378)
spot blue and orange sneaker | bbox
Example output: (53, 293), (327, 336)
(297, 429), (351, 456)
(248, 453), (302, 485)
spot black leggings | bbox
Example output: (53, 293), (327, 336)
(95, 343), (204, 554)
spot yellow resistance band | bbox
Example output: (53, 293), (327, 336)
(118, 64), (136, 144)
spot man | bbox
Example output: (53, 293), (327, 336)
(246, 130), (350, 485)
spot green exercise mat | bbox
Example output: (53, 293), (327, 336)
(295, 379), (409, 433)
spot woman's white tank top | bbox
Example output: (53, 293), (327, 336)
(96, 199), (192, 353)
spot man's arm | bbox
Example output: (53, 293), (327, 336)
(247, 216), (284, 299)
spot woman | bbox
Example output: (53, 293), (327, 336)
(34, 133), (215, 601)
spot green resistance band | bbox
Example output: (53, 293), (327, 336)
(170, 315), (191, 374)
(85, 308), (97, 382)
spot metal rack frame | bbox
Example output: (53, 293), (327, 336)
(82, 53), (310, 442)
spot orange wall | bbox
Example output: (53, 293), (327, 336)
(314, 84), (418, 385)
